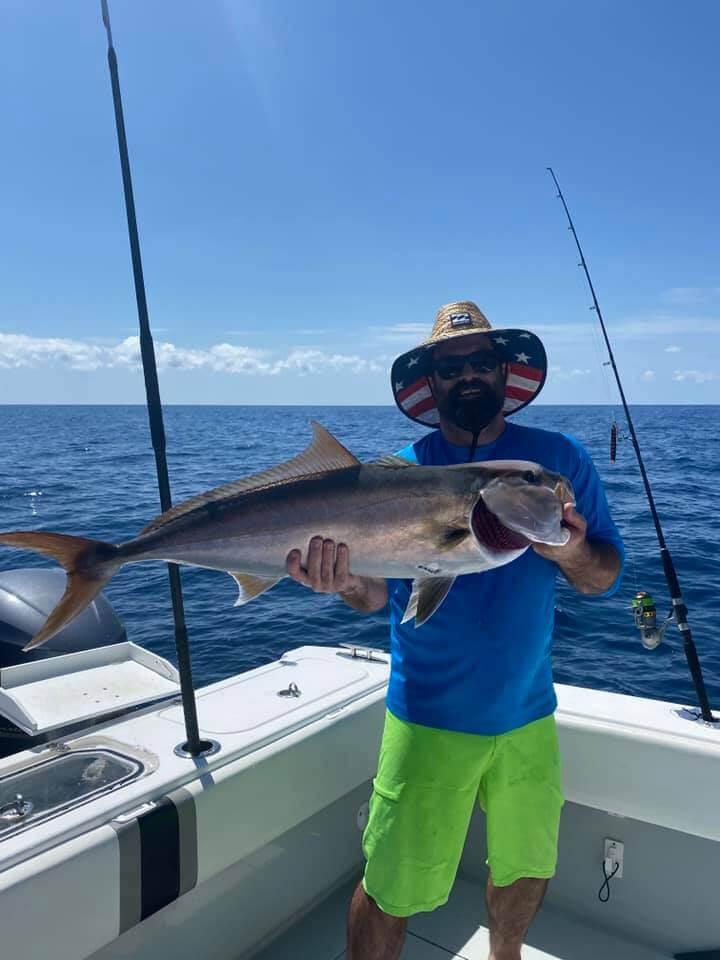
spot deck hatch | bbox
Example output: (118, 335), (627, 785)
(0, 748), (143, 839)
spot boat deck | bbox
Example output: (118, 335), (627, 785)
(252, 873), (671, 960)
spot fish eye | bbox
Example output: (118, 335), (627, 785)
(523, 470), (538, 484)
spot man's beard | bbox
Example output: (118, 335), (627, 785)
(435, 380), (504, 435)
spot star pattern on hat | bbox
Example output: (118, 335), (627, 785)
(392, 313), (546, 428)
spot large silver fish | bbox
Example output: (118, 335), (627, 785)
(0, 423), (574, 650)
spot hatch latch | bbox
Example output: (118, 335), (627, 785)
(0, 793), (34, 822)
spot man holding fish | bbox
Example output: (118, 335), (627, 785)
(287, 301), (624, 960)
(0, 300), (622, 960)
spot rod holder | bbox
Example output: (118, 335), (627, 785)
(174, 739), (221, 760)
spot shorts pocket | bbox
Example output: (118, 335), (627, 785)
(372, 777), (403, 803)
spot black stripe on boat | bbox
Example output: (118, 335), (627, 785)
(112, 788), (197, 932)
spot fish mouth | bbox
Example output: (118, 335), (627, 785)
(471, 497), (530, 552)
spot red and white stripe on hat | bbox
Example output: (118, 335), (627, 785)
(396, 377), (440, 425)
(503, 362), (543, 413)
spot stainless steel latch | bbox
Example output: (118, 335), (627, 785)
(0, 793), (34, 822)
(338, 643), (387, 663)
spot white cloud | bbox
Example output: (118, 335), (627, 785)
(222, 328), (329, 337)
(642, 370), (655, 381)
(664, 345), (682, 353)
(0, 333), (107, 371)
(367, 314), (720, 350)
(369, 323), (430, 343)
(671, 369), (719, 384)
(548, 366), (592, 381)
(532, 314), (719, 342)
(272, 349), (383, 375)
(0, 333), (383, 377)
(660, 287), (720, 306)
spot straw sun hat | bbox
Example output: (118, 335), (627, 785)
(391, 301), (547, 427)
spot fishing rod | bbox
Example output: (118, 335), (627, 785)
(547, 167), (717, 725)
(101, 0), (212, 757)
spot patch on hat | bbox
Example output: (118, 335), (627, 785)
(449, 312), (473, 328)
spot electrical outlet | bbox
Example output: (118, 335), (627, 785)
(604, 838), (624, 879)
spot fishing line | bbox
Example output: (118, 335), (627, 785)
(564, 216), (620, 453)
(547, 167), (717, 724)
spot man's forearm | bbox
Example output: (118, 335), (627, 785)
(557, 540), (621, 595)
(340, 577), (388, 613)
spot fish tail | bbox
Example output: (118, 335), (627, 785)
(0, 531), (121, 651)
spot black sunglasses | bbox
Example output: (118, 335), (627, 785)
(432, 351), (502, 381)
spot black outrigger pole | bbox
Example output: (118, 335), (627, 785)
(547, 167), (717, 724)
(101, 1), (212, 756)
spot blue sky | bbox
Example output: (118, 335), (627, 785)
(1, 0), (718, 404)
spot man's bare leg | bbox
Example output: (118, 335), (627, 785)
(347, 882), (407, 960)
(485, 875), (548, 960)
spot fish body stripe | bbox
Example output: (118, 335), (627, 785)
(111, 788), (197, 933)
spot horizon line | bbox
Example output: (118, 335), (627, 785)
(1, 401), (718, 408)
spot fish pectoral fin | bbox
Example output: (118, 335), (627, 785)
(437, 525), (471, 552)
(230, 572), (282, 606)
(372, 454), (414, 468)
(401, 576), (456, 627)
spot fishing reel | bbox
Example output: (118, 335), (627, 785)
(631, 591), (672, 650)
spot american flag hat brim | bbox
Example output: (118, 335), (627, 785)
(391, 301), (547, 427)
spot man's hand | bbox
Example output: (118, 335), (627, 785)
(286, 537), (388, 612)
(287, 536), (357, 594)
(532, 504), (587, 564)
(533, 504), (621, 595)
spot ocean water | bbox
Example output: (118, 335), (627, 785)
(1, 404), (718, 711)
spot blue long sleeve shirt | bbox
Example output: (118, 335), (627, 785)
(386, 421), (625, 735)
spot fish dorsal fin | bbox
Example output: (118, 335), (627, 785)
(373, 454), (414, 468)
(139, 421), (360, 536)
(230, 572), (282, 606)
(401, 576), (455, 627)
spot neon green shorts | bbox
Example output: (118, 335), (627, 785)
(362, 709), (564, 917)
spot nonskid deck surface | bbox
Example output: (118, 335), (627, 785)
(251, 874), (671, 960)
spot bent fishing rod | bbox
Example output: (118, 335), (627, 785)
(101, 0), (212, 757)
(547, 167), (716, 725)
